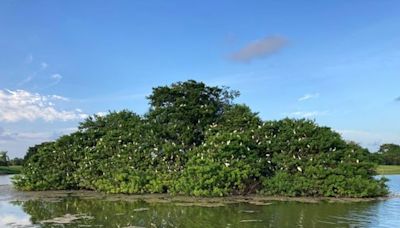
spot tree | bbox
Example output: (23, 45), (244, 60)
(0, 151), (9, 166)
(9, 157), (24, 166)
(24, 142), (53, 164)
(13, 80), (388, 197)
(146, 80), (239, 147)
(377, 144), (400, 165)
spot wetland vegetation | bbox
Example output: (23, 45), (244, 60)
(14, 80), (388, 197)
(0, 166), (22, 175)
(1, 174), (400, 227)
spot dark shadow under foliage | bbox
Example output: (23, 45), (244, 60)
(14, 80), (388, 197)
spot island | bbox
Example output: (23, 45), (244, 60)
(14, 80), (388, 198)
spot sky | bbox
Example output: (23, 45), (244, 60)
(0, 0), (399, 158)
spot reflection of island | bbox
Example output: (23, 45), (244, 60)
(4, 174), (400, 227)
(13, 196), (378, 227)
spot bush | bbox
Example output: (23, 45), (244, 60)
(14, 80), (388, 197)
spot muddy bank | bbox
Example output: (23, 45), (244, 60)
(2, 185), (388, 206)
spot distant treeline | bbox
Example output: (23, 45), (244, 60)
(369, 144), (400, 165)
(14, 80), (388, 197)
(0, 151), (23, 166)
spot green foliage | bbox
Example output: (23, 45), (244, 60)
(24, 142), (53, 164)
(377, 165), (400, 174)
(0, 165), (22, 175)
(258, 119), (386, 197)
(174, 133), (259, 196)
(9, 157), (24, 166)
(146, 80), (239, 147)
(0, 151), (9, 166)
(14, 80), (388, 197)
(376, 144), (400, 165)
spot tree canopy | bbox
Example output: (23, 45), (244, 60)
(376, 144), (400, 165)
(14, 80), (388, 197)
(0, 151), (9, 166)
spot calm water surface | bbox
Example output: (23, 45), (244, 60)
(0, 175), (399, 227)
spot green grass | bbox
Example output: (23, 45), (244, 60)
(376, 165), (400, 175)
(0, 165), (22, 175)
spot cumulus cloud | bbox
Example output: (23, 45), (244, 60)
(96, 111), (108, 117)
(0, 126), (79, 157)
(298, 93), (319, 101)
(395, 96), (400, 102)
(0, 128), (51, 142)
(286, 111), (326, 118)
(229, 36), (288, 63)
(0, 89), (87, 122)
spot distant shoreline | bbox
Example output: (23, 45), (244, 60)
(377, 165), (400, 175)
(0, 165), (21, 175)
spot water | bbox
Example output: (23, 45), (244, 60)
(0, 175), (399, 227)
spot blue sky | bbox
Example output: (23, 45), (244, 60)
(0, 0), (399, 157)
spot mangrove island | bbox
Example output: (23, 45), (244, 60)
(14, 80), (388, 198)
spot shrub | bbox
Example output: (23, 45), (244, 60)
(14, 80), (388, 197)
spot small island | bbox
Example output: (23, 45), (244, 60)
(14, 80), (388, 198)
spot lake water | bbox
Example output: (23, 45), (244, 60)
(0, 175), (399, 227)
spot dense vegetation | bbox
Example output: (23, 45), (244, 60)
(0, 166), (22, 175)
(0, 151), (23, 175)
(0, 151), (9, 166)
(370, 144), (400, 165)
(376, 165), (400, 175)
(14, 80), (388, 197)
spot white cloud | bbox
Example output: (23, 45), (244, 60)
(338, 129), (400, 152)
(0, 89), (87, 122)
(52, 74), (62, 79)
(50, 95), (69, 101)
(51, 73), (62, 80)
(0, 127), (79, 157)
(96, 111), (108, 117)
(0, 129), (51, 142)
(298, 93), (319, 101)
(229, 36), (288, 63)
(286, 111), (326, 118)
(41, 62), (48, 70)
(44, 73), (63, 88)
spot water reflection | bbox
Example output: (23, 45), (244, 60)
(8, 198), (380, 227)
(0, 201), (34, 227)
(0, 175), (13, 186)
(0, 175), (398, 227)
